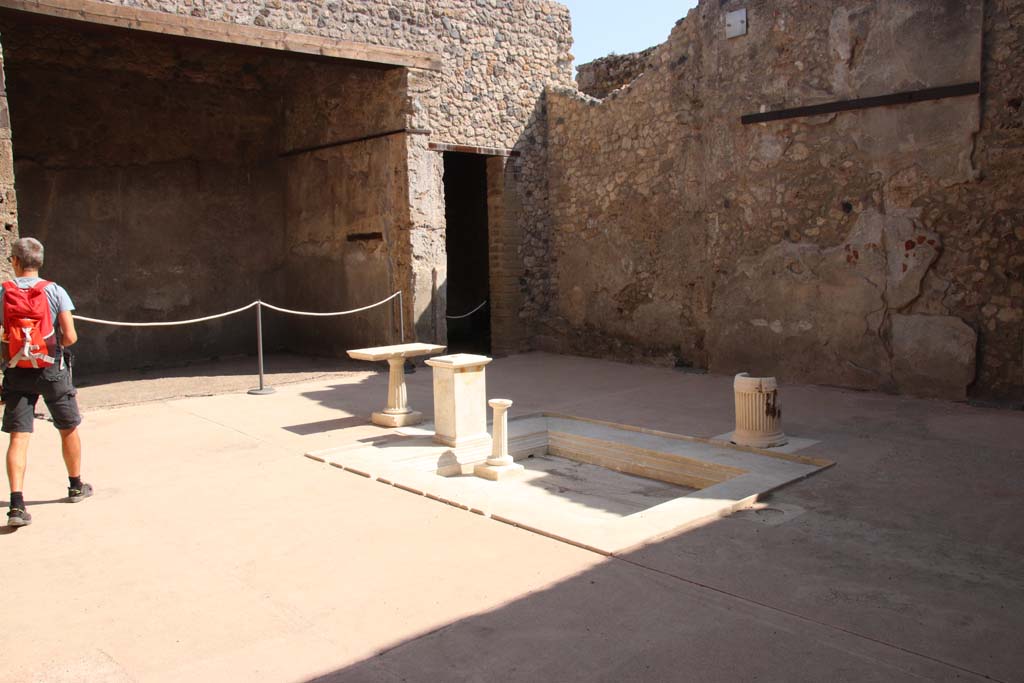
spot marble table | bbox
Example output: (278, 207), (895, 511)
(347, 342), (446, 427)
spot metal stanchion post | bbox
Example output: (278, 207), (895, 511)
(398, 291), (406, 343)
(248, 301), (276, 395)
(398, 291), (415, 373)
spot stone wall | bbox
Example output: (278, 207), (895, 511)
(1, 15), (295, 370)
(86, 0), (576, 355)
(282, 134), (407, 356)
(0, 0), (575, 367)
(0, 11), (444, 368)
(541, 0), (1024, 401)
(88, 0), (574, 150)
(281, 63), (409, 355)
(576, 47), (656, 99)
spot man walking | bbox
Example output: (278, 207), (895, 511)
(2, 237), (90, 527)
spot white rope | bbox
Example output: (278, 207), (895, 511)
(75, 301), (259, 327)
(446, 300), (487, 320)
(259, 291), (401, 317)
(74, 291), (402, 326)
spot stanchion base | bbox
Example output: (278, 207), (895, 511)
(247, 387), (277, 395)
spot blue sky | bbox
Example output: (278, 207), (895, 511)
(560, 1), (699, 68)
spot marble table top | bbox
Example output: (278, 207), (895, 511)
(347, 342), (446, 362)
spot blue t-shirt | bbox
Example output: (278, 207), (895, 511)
(1, 276), (76, 345)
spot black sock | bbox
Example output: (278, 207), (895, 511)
(10, 491), (24, 509)
(69, 476), (82, 490)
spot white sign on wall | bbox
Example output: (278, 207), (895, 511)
(725, 8), (748, 39)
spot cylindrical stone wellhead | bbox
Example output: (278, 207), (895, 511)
(732, 373), (787, 448)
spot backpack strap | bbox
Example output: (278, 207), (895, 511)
(1, 280), (51, 293)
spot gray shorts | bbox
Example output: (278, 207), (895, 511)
(2, 365), (82, 433)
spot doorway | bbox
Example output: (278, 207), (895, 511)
(443, 152), (491, 354)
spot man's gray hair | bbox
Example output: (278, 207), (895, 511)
(11, 237), (44, 270)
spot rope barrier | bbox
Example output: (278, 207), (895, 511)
(446, 300), (487, 320)
(75, 292), (402, 326)
(73, 291), (406, 395)
(74, 301), (259, 327)
(260, 291), (401, 317)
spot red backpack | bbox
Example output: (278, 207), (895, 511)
(2, 280), (57, 369)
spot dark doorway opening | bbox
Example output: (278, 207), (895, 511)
(443, 152), (491, 355)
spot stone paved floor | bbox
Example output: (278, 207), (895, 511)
(4, 352), (1023, 682)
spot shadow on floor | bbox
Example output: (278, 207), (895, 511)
(75, 353), (368, 388)
(0, 496), (67, 507)
(283, 415), (371, 436)
(293, 379), (1024, 682)
(300, 498), (1016, 682)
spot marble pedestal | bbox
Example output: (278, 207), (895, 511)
(425, 353), (492, 449)
(347, 342), (446, 427)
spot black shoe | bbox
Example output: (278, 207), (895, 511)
(67, 482), (93, 503)
(7, 507), (31, 527)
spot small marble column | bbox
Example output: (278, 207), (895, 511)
(425, 353), (492, 449)
(731, 373), (788, 448)
(475, 399), (524, 480)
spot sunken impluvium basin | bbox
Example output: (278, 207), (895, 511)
(306, 414), (832, 555)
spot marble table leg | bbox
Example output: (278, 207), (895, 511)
(372, 357), (423, 427)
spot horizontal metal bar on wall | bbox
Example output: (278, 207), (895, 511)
(428, 141), (520, 157)
(740, 82), (980, 125)
(279, 128), (431, 158)
(346, 232), (384, 242)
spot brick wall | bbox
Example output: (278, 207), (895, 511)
(487, 155), (527, 355)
